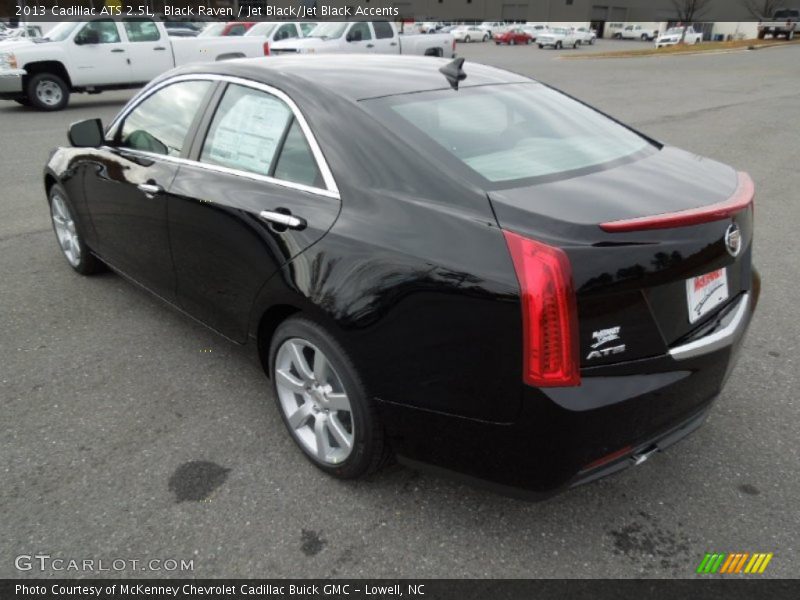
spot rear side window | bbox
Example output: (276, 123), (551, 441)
(119, 80), (212, 156)
(273, 121), (322, 187)
(227, 24), (246, 36)
(373, 21), (394, 39)
(201, 84), (293, 176)
(123, 19), (160, 42)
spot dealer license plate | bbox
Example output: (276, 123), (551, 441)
(686, 268), (729, 324)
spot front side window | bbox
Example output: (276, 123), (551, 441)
(348, 22), (372, 42)
(367, 83), (652, 186)
(275, 23), (298, 40)
(123, 19), (161, 42)
(201, 84), (293, 176)
(75, 20), (121, 44)
(119, 81), (212, 156)
(373, 21), (394, 39)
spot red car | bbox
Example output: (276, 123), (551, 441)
(494, 27), (533, 45)
(221, 22), (257, 36)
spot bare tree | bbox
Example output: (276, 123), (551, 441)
(671, 0), (715, 42)
(741, 0), (782, 19)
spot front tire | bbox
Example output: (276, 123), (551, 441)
(14, 97), (31, 107)
(48, 184), (104, 275)
(555, 41), (562, 49)
(465, 35), (471, 43)
(27, 72), (69, 111)
(269, 317), (390, 479)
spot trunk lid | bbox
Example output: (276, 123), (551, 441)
(488, 147), (754, 367)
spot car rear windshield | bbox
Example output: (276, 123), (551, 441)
(363, 83), (653, 187)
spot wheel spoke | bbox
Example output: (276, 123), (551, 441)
(287, 401), (313, 430)
(275, 368), (306, 394)
(313, 351), (329, 382)
(327, 414), (353, 450)
(314, 417), (332, 460)
(326, 392), (350, 412)
(289, 342), (313, 380)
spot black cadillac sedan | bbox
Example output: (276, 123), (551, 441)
(44, 55), (758, 497)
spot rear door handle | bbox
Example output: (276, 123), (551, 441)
(259, 210), (306, 230)
(154, 46), (166, 51)
(390, 42), (398, 46)
(366, 43), (374, 48)
(111, 48), (125, 53)
(137, 183), (163, 197)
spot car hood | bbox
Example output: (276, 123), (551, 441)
(271, 37), (335, 51)
(0, 38), (37, 50)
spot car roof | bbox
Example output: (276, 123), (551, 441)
(169, 55), (533, 102)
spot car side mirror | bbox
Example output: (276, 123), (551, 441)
(68, 118), (104, 147)
(75, 29), (101, 45)
(346, 30), (362, 42)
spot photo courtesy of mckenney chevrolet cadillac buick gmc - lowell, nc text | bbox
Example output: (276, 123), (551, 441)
(42, 54), (757, 497)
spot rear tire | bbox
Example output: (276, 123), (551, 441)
(269, 317), (391, 480)
(538, 44), (544, 48)
(556, 41), (562, 49)
(26, 72), (69, 111)
(465, 35), (471, 43)
(48, 184), (104, 275)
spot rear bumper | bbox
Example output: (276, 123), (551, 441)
(379, 272), (758, 498)
(0, 69), (25, 96)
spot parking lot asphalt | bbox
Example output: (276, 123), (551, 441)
(1, 39), (799, 579)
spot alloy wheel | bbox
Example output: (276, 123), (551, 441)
(274, 338), (354, 465)
(51, 193), (81, 267)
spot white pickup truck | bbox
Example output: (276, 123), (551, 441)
(0, 18), (266, 110)
(757, 8), (799, 39)
(655, 26), (703, 48)
(270, 21), (456, 58)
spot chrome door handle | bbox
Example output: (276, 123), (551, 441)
(259, 210), (305, 230)
(137, 183), (163, 196)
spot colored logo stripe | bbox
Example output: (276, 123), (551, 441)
(697, 553), (773, 574)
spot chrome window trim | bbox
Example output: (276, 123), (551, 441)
(669, 293), (750, 360)
(105, 73), (340, 199)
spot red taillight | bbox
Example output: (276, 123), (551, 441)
(503, 231), (581, 387)
(263, 42), (270, 56)
(600, 171), (754, 232)
(452, 38), (457, 52)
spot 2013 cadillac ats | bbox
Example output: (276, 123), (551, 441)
(44, 56), (759, 497)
